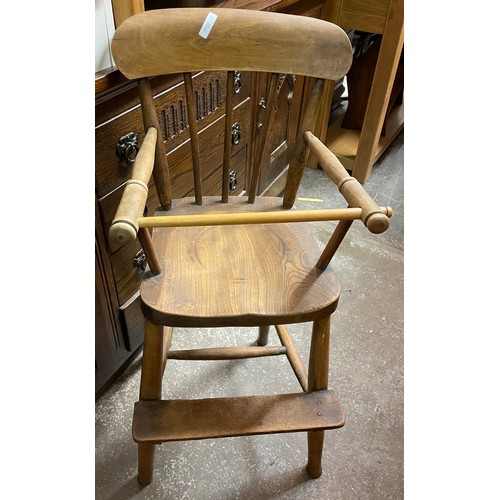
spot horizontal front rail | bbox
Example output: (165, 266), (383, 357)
(138, 207), (392, 229)
(167, 345), (287, 360)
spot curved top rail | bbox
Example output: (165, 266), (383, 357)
(112, 8), (352, 80)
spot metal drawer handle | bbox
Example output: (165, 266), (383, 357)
(231, 123), (241, 145)
(133, 249), (147, 271)
(234, 71), (241, 94)
(257, 97), (267, 131)
(229, 170), (237, 191)
(116, 132), (139, 165)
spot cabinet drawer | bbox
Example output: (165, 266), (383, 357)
(113, 242), (149, 306)
(199, 145), (247, 198)
(95, 71), (250, 198)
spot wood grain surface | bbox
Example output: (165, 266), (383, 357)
(140, 196), (340, 327)
(112, 8), (352, 80)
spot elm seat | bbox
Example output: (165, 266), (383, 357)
(109, 7), (392, 488)
(140, 196), (341, 328)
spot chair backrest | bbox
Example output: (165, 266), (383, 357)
(111, 8), (353, 209)
(112, 8), (352, 80)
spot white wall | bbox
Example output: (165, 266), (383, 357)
(95, 0), (116, 73)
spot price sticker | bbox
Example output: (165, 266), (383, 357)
(199, 12), (218, 39)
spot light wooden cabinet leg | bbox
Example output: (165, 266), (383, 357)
(351, 0), (404, 183)
(306, 316), (330, 478)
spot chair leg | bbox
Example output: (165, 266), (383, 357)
(138, 443), (156, 486)
(137, 320), (165, 486)
(256, 325), (270, 346)
(306, 316), (330, 479)
(307, 431), (325, 479)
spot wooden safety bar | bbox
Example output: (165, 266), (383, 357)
(136, 206), (392, 230)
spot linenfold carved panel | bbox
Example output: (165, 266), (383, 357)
(159, 77), (222, 140)
(154, 71), (249, 152)
(158, 72), (226, 144)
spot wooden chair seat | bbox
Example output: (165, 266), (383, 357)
(140, 196), (341, 328)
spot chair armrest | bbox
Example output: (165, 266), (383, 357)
(303, 131), (391, 234)
(109, 127), (157, 245)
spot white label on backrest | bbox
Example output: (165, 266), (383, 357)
(199, 12), (218, 39)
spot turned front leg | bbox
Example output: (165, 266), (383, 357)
(306, 316), (330, 478)
(137, 320), (165, 485)
(137, 443), (156, 486)
(256, 325), (270, 346)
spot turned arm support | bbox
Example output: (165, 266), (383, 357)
(109, 127), (157, 245)
(108, 127), (391, 237)
(303, 130), (392, 234)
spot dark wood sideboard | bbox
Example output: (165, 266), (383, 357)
(95, 0), (331, 397)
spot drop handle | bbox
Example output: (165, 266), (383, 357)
(231, 123), (241, 145)
(229, 170), (237, 191)
(116, 132), (139, 165)
(133, 249), (147, 271)
(257, 98), (267, 131)
(234, 71), (241, 94)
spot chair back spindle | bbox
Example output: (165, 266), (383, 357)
(137, 78), (173, 210)
(183, 72), (203, 205)
(222, 70), (235, 203)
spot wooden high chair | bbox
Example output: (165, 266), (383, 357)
(109, 8), (393, 486)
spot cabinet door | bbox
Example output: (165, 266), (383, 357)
(95, 244), (120, 393)
(253, 72), (304, 194)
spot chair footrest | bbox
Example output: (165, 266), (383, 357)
(133, 390), (345, 443)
